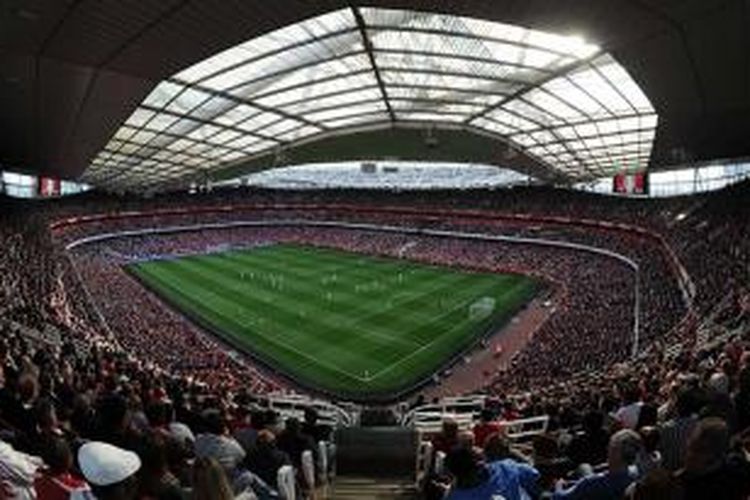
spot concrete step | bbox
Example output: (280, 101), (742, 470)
(328, 476), (419, 499)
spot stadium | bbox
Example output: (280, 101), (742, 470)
(0, 2), (749, 499)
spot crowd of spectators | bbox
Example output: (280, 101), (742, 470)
(421, 316), (750, 499)
(0, 318), (331, 498)
(0, 197), (59, 329)
(70, 224), (641, 390)
(0, 178), (748, 498)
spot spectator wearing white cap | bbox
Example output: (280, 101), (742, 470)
(77, 442), (141, 500)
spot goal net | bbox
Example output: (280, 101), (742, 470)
(468, 297), (496, 320)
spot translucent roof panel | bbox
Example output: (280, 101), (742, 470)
(85, 7), (657, 191)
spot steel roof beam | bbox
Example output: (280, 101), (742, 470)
(517, 92), (617, 174)
(139, 104), (283, 144)
(506, 111), (650, 137)
(504, 96), (600, 176)
(531, 127), (655, 147)
(105, 136), (226, 163)
(351, 6), (395, 122)
(113, 125), (265, 156)
(92, 149), (208, 185)
(188, 26), (361, 85)
(372, 47), (553, 74)
(249, 68), (373, 103)
(464, 50), (605, 123)
(555, 138), (650, 155)
(171, 79), (328, 132)
(365, 24), (583, 60)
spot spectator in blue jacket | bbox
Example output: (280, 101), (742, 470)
(553, 429), (642, 499)
(445, 446), (539, 500)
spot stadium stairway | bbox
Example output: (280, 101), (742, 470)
(329, 426), (421, 499)
(329, 476), (419, 499)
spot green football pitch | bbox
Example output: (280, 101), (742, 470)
(127, 244), (538, 399)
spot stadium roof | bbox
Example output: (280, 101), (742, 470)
(0, 1), (746, 192)
(84, 8), (657, 191)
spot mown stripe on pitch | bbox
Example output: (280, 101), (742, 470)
(132, 263), (374, 386)
(131, 245), (538, 394)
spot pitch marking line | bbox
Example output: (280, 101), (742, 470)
(193, 256), (422, 351)
(361, 280), (528, 383)
(146, 263), (374, 383)
(221, 250), (452, 350)
(142, 250), (530, 387)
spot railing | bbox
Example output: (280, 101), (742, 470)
(502, 415), (550, 440)
(257, 393), (355, 428)
(402, 395), (487, 429)
(413, 414), (549, 483)
(49, 201), (694, 307)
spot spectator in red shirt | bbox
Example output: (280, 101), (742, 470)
(473, 408), (503, 448)
(34, 436), (91, 500)
(432, 419), (460, 454)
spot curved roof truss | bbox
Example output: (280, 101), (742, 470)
(83, 7), (658, 191)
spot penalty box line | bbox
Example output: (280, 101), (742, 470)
(362, 280), (528, 383)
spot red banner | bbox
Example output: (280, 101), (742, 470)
(613, 172), (647, 194)
(38, 177), (61, 197)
